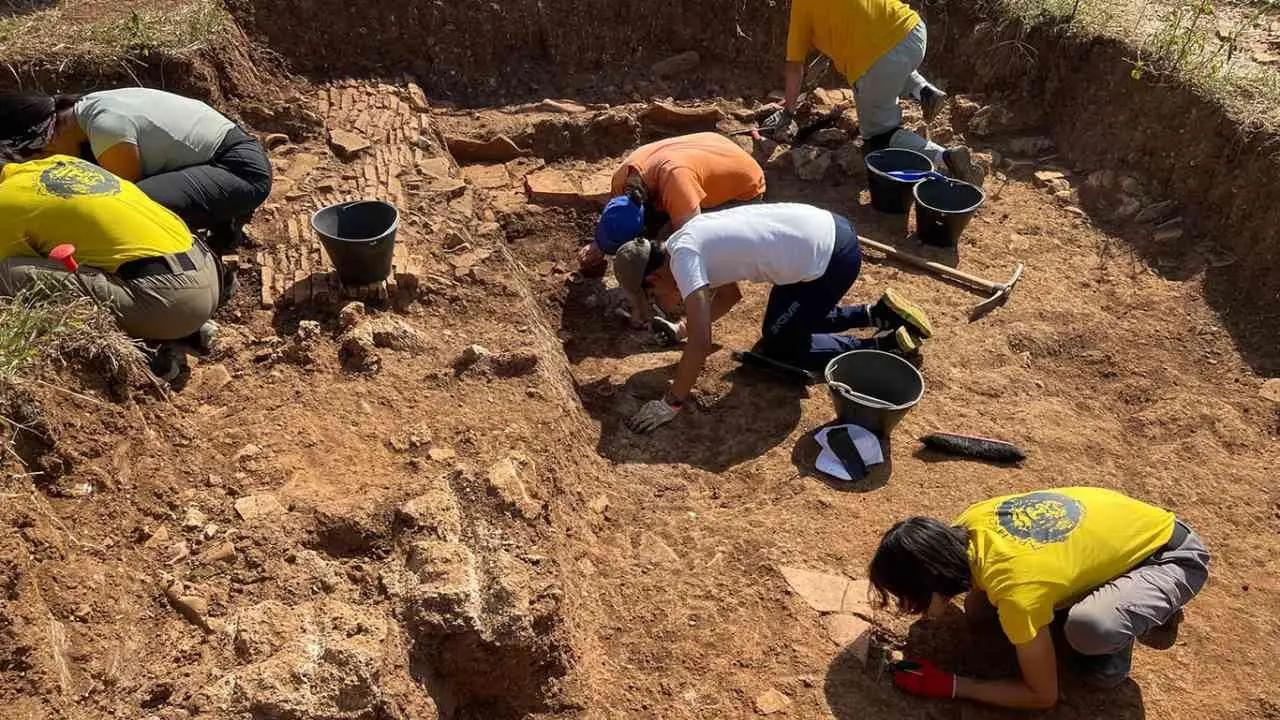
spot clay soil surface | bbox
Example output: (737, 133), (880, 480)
(0, 83), (1277, 720)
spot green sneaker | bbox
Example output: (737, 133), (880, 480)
(872, 288), (934, 339)
(878, 326), (921, 356)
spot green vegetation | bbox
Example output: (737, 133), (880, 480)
(984, 0), (1280, 128)
(0, 287), (144, 387)
(0, 0), (228, 64)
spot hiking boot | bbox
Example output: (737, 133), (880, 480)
(878, 326), (922, 356)
(1138, 609), (1184, 650)
(871, 288), (934, 338)
(921, 86), (947, 124)
(943, 146), (986, 187)
(1076, 642), (1133, 689)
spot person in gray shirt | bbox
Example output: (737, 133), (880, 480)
(0, 89), (272, 257)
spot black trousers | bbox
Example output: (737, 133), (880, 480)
(136, 127), (273, 254)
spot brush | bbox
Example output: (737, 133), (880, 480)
(920, 432), (1026, 463)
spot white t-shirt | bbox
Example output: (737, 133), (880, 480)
(667, 203), (836, 299)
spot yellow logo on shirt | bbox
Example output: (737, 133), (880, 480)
(38, 159), (121, 199)
(996, 491), (1084, 544)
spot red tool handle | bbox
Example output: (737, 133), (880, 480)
(49, 244), (79, 272)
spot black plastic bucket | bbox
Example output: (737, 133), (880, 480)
(913, 177), (985, 247)
(312, 200), (399, 286)
(823, 350), (924, 437)
(864, 149), (935, 214)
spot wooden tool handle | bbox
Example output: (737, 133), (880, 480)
(857, 236), (1000, 291)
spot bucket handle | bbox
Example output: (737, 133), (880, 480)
(828, 380), (896, 408)
(885, 170), (947, 183)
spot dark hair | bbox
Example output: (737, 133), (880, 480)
(868, 517), (972, 614)
(0, 93), (80, 156)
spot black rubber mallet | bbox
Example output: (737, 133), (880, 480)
(919, 432), (1026, 463)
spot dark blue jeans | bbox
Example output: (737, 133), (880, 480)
(757, 215), (876, 371)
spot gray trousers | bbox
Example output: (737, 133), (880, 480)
(0, 242), (220, 341)
(1064, 521), (1210, 655)
(966, 521), (1210, 654)
(853, 22), (945, 159)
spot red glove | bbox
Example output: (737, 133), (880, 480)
(892, 659), (957, 699)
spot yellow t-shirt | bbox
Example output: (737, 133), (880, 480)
(0, 156), (192, 272)
(786, 0), (920, 84)
(955, 487), (1176, 645)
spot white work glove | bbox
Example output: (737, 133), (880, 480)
(759, 108), (794, 140)
(650, 317), (683, 347)
(627, 399), (681, 433)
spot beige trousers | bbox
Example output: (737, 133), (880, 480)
(0, 244), (220, 341)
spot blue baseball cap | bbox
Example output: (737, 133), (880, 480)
(594, 194), (645, 255)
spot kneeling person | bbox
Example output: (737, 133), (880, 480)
(613, 202), (933, 432)
(869, 487), (1210, 709)
(0, 155), (220, 347)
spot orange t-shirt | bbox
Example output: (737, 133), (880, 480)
(611, 133), (766, 228)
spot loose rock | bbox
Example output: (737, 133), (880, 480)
(337, 301), (366, 330)
(651, 50), (700, 78)
(833, 144), (862, 176)
(182, 507), (207, 530)
(327, 129), (371, 158)
(792, 146), (833, 181)
(263, 133), (291, 150)
(339, 332), (381, 373)
(822, 613), (871, 648)
(454, 344), (491, 371)
(807, 127), (847, 147)
(755, 688), (792, 715)
(485, 455), (543, 520)
(405, 82), (430, 112)
(445, 134), (526, 163)
(235, 494), (285, 522)
(779, 567), (869, 614)
(640, 102), (724, 131)
(491, 350), (540, 377)
(1135, 199), (1179, 225)
(1260, 379), (1280, 403)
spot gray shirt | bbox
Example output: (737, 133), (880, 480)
(75, 88), (236, 177)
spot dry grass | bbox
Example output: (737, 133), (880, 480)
(985, 0), (1280, 130)
(0, 0), (228, 66)
(0, 287), (146, 387)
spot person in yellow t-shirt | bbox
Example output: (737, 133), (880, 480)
(867, 487), (1210, 710)
(0, 155), (221, 374)
(771, 0), (983, 186)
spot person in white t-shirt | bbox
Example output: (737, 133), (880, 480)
(612, 202), (934, 432)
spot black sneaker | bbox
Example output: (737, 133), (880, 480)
(1138, 609), (1183, 650)
(921, 86), (947, 124)
(1076, 642), (1133, 689)
(149, 344), (188, 383)
(870, 288), (934, 338)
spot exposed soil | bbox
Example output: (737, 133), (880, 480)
(1, 2), (1279, 719)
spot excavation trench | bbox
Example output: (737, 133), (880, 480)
(2, 1), (1279, 719)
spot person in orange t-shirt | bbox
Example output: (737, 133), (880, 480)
(578, 132), (766, 297)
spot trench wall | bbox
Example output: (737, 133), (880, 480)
(926, 5), (1280, 372)
(224, 0), (789, 103)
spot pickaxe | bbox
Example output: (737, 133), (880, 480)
(857, 236), (1024, 321)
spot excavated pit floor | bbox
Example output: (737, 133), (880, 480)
(1, 75), (1278, 720)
